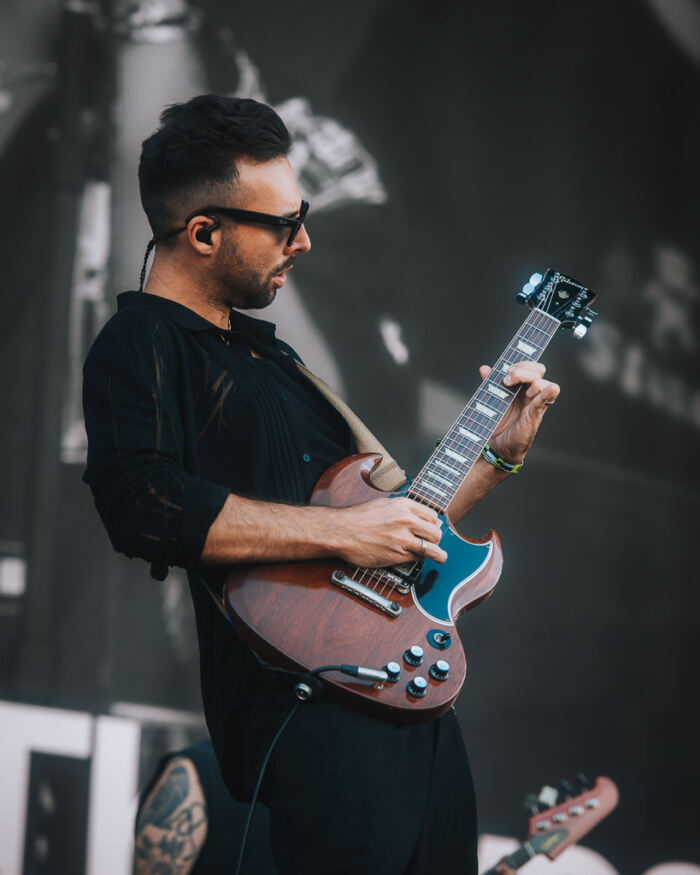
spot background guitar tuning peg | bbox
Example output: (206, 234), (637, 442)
(559, 778), (575, 799)
(538, 785), (559, 807)
(576, 772), (591, 791)
(523, 792), (543, 815)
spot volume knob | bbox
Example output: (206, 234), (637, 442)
(404, 645), (424, 666)
(407, 677), (428, 698)
(429, 659), (450, 681)
(384, 661), (401, 683)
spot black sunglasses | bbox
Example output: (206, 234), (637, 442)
(186, 200), (309, 247)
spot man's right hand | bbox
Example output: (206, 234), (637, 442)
(334, 497), (447, 567)
(202, 493), (447, 567)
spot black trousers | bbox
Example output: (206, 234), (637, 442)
(236, 681), (478, 875)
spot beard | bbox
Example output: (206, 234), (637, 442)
(210, 234), (280, 310)
(225, 277), (277, 311)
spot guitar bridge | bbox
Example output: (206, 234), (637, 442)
(380, 570), (411, 594)
(330, 571), (402, 616)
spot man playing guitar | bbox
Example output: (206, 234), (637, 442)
(83, 94), (560, 874)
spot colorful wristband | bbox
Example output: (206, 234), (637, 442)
(481, 443), (524, 474)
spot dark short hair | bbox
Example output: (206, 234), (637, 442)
(138, 94), (292, 239)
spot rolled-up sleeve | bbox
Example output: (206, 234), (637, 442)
(82, 318), (230, 568)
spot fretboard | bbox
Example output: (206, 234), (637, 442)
(408, 307), (560, 511)
(483, 843), (536, 874)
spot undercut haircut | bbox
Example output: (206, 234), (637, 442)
(138, 94), (292, 240)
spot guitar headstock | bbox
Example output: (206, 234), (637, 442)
(523, 775), (619, 860)
(517, 269), (597, 337)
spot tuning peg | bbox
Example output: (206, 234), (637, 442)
(573, 323), (588, 339)
(516, 283), (535, 305)
(523, 792), (544, 815)
(516, 272), (544, 305)
(559, 779), (575, 800)
(538, 785), (559, 807)
(575, 772), (591, 790)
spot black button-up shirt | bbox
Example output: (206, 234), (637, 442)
(83, 291), (355, 770)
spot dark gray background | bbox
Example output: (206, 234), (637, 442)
(1, 1), (698, 872)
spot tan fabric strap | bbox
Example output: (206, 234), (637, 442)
(295, 361), (408, 492)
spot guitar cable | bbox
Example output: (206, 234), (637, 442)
(234, 661), (389, 875)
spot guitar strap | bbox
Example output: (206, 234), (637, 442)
(294, 360), (408, 492)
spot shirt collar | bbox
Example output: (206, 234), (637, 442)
(117, 291), (278, 341)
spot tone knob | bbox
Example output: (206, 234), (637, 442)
(404, 645), (424, 666)
(384, 661), (401, 683)
(429, 659), (450, 681)
(407, 676), (428, 698)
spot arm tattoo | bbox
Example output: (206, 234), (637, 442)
(134, 762), (208, 875)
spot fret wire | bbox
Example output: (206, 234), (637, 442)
(424, 469), (460, 488)
(484, 380), (519, 398)
(408, 486), (449, 508)
(422, 463), (466, 488)
(415, 407), (500, 491)
(454, 406), (499, 434)
(406, 487), (449, 511)
(506, 846), (534, 868)
(454, 414), (491, 435)
(434, 443), (478, 469)
(523, 324), (548, 341)
(410, 307), (560, 497)
(405, 486), (440, 504)
(473, 390), (511, 411)
(438, 438), (481, 463)
(415, 422), (484, 493)
(531, 307), (561, 331)
(453, 408), (501, 439)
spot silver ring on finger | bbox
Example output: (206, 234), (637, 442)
(418, 538), (427, 558)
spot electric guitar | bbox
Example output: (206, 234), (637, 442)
(224, 270), (597, 723)
(482, 775), (619, 873)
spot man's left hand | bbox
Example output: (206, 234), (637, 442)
(478, 360), (560, 464)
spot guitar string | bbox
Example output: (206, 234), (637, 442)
(408, 308), (557, 486)
(401, 312), (559, 535)
(407, 309), (559, 507)
(351, 308), (560, 596)
(349, 307), (562, 598)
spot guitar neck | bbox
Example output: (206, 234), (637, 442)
(407, 307), (561, 511)
(482, 843), (536, 874)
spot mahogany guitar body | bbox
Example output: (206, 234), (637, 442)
(224, 453), (503, 724)
(224, 270), (597, 723)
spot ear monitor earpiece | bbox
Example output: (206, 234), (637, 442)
(195, 216), (221, 244)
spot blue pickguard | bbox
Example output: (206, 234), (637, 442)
(411, 525), (492, 625)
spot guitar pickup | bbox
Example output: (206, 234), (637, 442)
(330, 571), (402, 616)
(387, 517), (441, 585)
(388, 560), (423, 585)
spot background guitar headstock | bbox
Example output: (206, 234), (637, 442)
(517, 269), (597, 337)
(523, 775), (619, 860)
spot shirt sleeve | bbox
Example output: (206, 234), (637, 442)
(82, 316), (230, 569)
